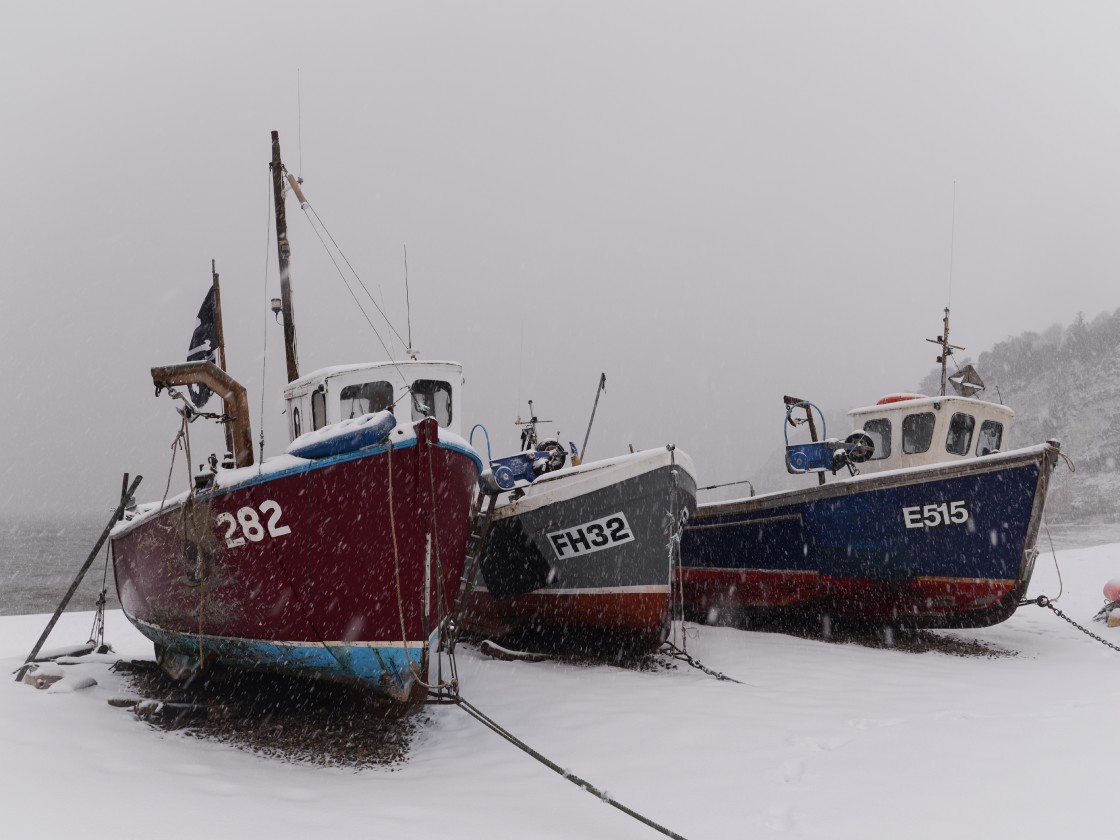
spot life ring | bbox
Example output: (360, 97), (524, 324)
(876, 393), (926, 405)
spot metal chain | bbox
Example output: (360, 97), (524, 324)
(1023, 595), (1120, 653)
(660, 640), (745, 684)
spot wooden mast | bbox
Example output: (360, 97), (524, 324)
(211, 259), (235, 459)
(270, 130), (300, 383)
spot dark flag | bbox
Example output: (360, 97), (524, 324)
(187, 287), (219, 408)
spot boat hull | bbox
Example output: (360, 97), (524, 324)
(466, 448), (697, 650)
(111, 418), (480, 704)
(679, 444), (1056, 629)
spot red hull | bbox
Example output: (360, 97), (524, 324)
(681, 568), (1019, 625)
(466, 589), (671, 649)
(111, 419), (478, 684)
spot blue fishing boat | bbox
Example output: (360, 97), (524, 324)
(679, 310), (1061, 629)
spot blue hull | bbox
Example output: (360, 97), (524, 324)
(680, 445), (1056, 628)
(131, 615), (434, 703)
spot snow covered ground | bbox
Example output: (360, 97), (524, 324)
(3, 542), (1118, 840)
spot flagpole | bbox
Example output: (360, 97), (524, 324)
(212, 259), (227, 373)
(212, 259), (235, 460)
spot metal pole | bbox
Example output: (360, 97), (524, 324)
(271, 131), (300, 383)
(579, 373), (606, 461)
(940, 307), (950, 397)
(15, 475), (143, 682)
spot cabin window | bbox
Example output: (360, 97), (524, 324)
(292, 406), (303, 438)
(976, 420), (1003, 456)
(340, 381), (394, 418)
(411, 379), (452, 426)
(945, 413), (975, 456)
(902, 412), (936, 454)
(311, 390), (326, 430)
(862, 418), (892, 460)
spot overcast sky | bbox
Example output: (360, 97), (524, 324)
(2, 2), (1118, 518)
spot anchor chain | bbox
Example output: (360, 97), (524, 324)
(660, 640), (745, 684)
(1023, 595), (1120, 654)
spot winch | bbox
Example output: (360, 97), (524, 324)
(783, 401), (874, 475)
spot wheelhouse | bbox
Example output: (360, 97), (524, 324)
(282, 360), (465, 442)
(847, 394), (1014, 474)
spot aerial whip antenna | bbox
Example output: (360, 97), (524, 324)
(297, 68), (304, 179)
(947, 181), (956, 309)
(404, 245), (416, 359)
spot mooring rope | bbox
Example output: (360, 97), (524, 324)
(386, 438), (454, 692)
(456, 696), (689, 840)
(660, 640), (746, 685)
(386, 441), (412, 669)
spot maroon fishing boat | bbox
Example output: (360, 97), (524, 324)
(110, 133), (482, 706)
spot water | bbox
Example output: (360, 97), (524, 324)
(1041, 521), (1120, 551)
(0, 515), (122, 616)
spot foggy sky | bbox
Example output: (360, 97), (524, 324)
(3, 2), (1119, 517)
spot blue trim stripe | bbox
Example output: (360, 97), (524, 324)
(212, 435), (483, 499)
(132, 618), (434, 691)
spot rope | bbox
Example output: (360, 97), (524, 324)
(1044, 519), (1063, 601)
(385, 439), (454, 692)
(304, 202), (408, 348)
(425, 434), (456, 694)
(387, 441), (411, 664)
(303, 211), (401, 368)
(158, 416), (187, 515)
(667, 446), (685, 651)
(176, 417), (208, 666)
(660, 640), (746, 685)
(88, 540), (112, 650)
(291, 192), (413, 393)
(425, 436), (450, 627)
(456, 697), (690, 840)
(1056, 450), (1076, 474)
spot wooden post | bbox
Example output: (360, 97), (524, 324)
(211, 260), (235, 459)
(271, 131), (300, 383)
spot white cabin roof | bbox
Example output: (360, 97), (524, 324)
(848, 394), (1014, 421)
(283, 359), (463, 398)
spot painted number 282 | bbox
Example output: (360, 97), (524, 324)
(216, 500), (291, 548)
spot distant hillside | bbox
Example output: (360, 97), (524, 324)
(917, 310), (1120, 524)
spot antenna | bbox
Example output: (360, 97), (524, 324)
(925, 307), (965, 397)
(404, 245), (417, 360)
(947, 181), (956, 309)
(297, 69), (303, 178)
